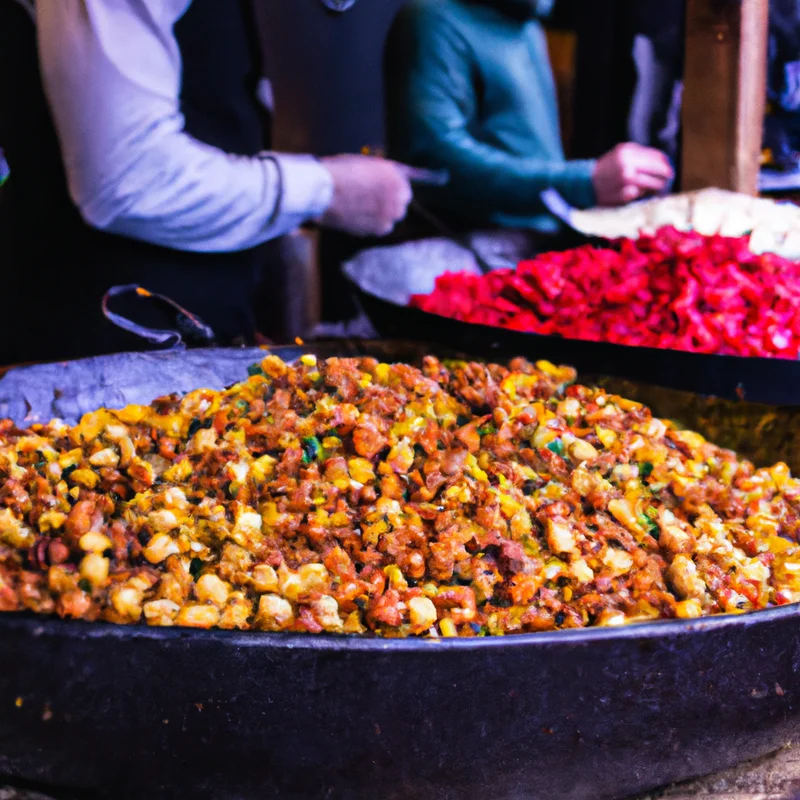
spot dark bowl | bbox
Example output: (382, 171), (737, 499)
(0, 341), (798, 799)
(0, 607), (799, 800)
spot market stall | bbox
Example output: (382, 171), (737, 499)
(2, 2), (800, 800)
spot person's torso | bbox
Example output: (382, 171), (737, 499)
(0, 0), (270, 363)
(444, 0), (565, 162)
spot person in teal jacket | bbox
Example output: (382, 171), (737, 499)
(385, 0), (674, 233)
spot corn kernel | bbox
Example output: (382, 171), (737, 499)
(218, 593), (253, 630)
(0, 508), (34, 549)
(597, 610), (627, 627)
(159, 488), (186, 512)
(439, 618), (458, 637)
(195, 574), (230, 606)
(37, 511), (67, 533)
(255, 594), (295, 631)
(608, 498), (643, 534)
(313, 595), (344, 632)
(675, 599), (703, 619)
(251, 564), (279, 593)
(79, 531), (112, 554)
(79, 554), (109, 587)
(143, 533), (180, 564)
(143, 599), (180, 626)
(570, 558), (594, 584)
(601, 547), (634, 577)
(110, 585), (144, 622)
(89, 447), (120, 468)
(298, 563), (329, 593)
(546, 518), (578, 556)
(176, 604), (221, 629)
(348, 457), (376, 484)
(408, 596), (437, 632)
(148, 510), (180, 533)
(163, 458), (193, 483)
(595, 427), (617, 448)
(69, 469), (99, 489)
(568, 439), (598, 463)
(343, 610), (367, 634)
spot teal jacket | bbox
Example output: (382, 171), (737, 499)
(385, 0), (597, 233)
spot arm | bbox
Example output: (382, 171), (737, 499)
(36, 0), (333, 253)
(385, 4), (597, 216)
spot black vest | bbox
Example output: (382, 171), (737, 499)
(0, 0), (270, 364)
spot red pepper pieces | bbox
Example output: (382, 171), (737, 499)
(409, 227), (800, 359)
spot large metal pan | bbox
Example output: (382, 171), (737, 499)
(0, 341), (799, 800)
(342, 236), (800, 406)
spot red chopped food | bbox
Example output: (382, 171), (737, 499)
(410, 227), (800, 359)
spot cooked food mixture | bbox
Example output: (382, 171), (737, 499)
(1, 355), (798, 637)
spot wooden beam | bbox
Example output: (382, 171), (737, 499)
(681, 0), (769, 194)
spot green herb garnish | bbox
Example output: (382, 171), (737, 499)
(301, 436), (322, 464)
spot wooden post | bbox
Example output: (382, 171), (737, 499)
(681, 0), (769, 194)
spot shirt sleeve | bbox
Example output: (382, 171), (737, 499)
(385, 4), (597, 216)
(35, 0), (334, 253)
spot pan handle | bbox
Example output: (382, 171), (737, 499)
(102, 284), (217, 351)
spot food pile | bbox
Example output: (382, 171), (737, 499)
(568, 188), (800, 260)
(1, 354), (799, 637)
(411, 227), (800, 359)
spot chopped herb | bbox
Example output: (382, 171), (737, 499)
(301, 436), (322, 464)
(637, 514), (660, 538)
(234, 399), (250, 413)
(189, 558), (204, 580)
(62, 464), (77, 481)
(247, 363), (265, 377)
(34, 460), (46, 469)
(78, 579), (92, 593)
(521, 533), (539, 556)
(478, 424), (496, 436)
(547, 439), (565, 456)
(640, 462), (654, 480)
(456, 415), (471, 428)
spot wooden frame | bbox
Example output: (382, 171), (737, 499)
(680, 0), (770, 194)
(572, 0), (770, 196)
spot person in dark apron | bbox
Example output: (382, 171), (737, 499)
(0, 0), (411, 365)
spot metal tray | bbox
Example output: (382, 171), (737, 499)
(0, 342), (798, 800)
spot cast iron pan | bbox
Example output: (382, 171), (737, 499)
(342, 236), (800, 406)
(0, 342), (799, 800)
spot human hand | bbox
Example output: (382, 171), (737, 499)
(318, 155), (412, 237)
(592, 143), (674, 207)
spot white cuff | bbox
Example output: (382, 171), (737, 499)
(264, 152), (334, 223)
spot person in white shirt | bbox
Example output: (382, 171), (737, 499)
(0, 0), (412, 363)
